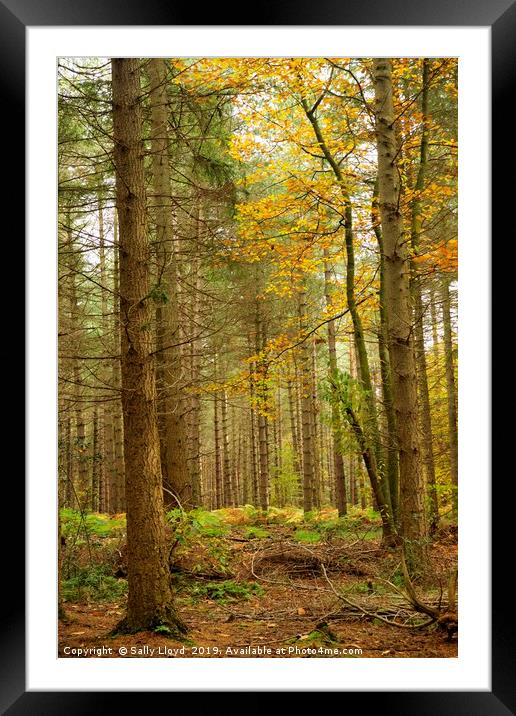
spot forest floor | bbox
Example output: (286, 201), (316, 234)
(58, 507), (458, 659)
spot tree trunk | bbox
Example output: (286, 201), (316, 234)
(298, 286), (314, 512)
(409, 59), (439, 533)
(111, 57), (185, 634)
(276, 384), (284, 506)
(112, 213), (125, 513)
(372, 182), (399, 524)
(324, 253), (347, 515)
(148, 58), (191, 511)
(349, 453), (357, 507)
(242, 426), (250, 505)
(65, 415), (73, 508)
(69, 262), (90, 507)
(310, 339), (321, 508)
(214, 355), (223, 509)
(374, 58), (428, 574)
(91, 406), (100, 512)
(441, 275), (458, 519)
(188, 218), (202, 506)
(221, 390), (232, 506)
(255, 300), (270, 511)
(248, 366), (259, 506)
(286, 376), (302, 484)
(98, 197), (113, 513)
(302, 99), (394, 534)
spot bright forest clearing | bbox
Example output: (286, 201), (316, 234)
(58, 57), (458, 658)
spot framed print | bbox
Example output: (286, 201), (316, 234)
(8, 0), (510, 709)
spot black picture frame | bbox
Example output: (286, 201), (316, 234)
(9, 0), (508, 710)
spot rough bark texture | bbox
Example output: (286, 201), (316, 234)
(148, 58), (191, 510)
(372, 183), (399, 524)
(374, 58), (428, 574)
(112, 214), (125, 512)
(111, 57), (185, 634)
(409, 59), (439, 532)
(441, 276), (458, 519)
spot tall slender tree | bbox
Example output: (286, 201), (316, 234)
(111, 57), (185, 633)
(373, 58), (428, 573)
(148, 58), (192, 510)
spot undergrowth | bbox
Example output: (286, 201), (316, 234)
(62, 564), (127, 603)
(189, 579), (264, 604)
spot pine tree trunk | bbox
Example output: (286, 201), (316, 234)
(91, 406), (100, 512)
(372, 183), (399, 524)
(324, 254), (347, 515)
(214, 355), (223, 510)
(73, 362), (88, 507)
(148, 58), (191, 511)
(441, 276), (458, 519)
(255, 301), (270, 511)
(276, 384), (284, 506)
(65, 415), (73, 508)
(188, 220), (202, 506)
(242, 427), (249, 505)
(298, 286), (314, 512)
(112, 213), (125, 513)
(310, 339), (321, 509)
(221, 390), (232, 506)
(349, 454), (357, 506)
(98, 197), (113, 513)
(374, 58), (428, 574)
(409, 59), (439, 532)
(286, 376), (302, 485)
(248, 367), (259, 507)
(111, 57), (185, 634)
(70, 262), (89, 507)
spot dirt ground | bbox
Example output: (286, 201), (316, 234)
(59, 522), (458, 659)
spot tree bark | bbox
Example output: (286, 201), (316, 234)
(214, 397), (223, 509)
(221, 389), (233, 506)
(441, 275), (458, 519)
(298, 286), (314, 512)
(286, 375), (302, 485)
(112, 212), (125, 513)
(248, 366), (259, 506)
(98, 197), (112, 513)
(188, 216), (202, 506)
(409, 59), (439, 532)
(310, 339), (322, 508)
(111, 57), (185, 634)
(148, 58), (191, 511)
(324, 253), (347, 515)
(91, 406), (101, 512)
(373, 58), (428, 574)
(372, 182), (399, 524)
(213, 354), (223, 509)
(255, 299), (270, 511)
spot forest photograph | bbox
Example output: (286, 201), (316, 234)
(58, 56), (458, 660)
